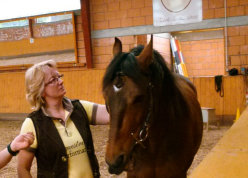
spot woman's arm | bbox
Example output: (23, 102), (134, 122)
(95, 104), (109, 125)
(0, 132), (34, 169)
(17, 118), (36, 177)
(17, 150), (35, 178)
(0, 148), (12, 169)
(79, 100), (109, 125)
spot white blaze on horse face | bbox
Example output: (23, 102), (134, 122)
(113, 85), (122, 93)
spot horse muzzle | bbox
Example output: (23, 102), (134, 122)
(106, 154), (126, 175)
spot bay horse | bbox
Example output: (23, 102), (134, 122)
(102, 35), (203, 178)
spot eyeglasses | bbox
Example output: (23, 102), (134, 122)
(45, 74), (64, 86)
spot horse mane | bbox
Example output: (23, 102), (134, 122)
(103, 45), (175, 91)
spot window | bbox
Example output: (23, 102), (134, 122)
(0, 19), (28, 29)
(35, 14), (72, 24)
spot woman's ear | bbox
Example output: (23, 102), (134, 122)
(41, 91), (45, 98)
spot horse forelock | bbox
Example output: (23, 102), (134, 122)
(103, 52), (142, 90)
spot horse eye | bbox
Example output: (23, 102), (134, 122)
(116, 82), (123, 88)
(133, 95), (144, 104)
(115, 76), (124, 89)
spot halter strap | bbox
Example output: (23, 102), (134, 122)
(130, 82), (154, 149)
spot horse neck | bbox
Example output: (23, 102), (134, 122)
(149, 76), (178, 131)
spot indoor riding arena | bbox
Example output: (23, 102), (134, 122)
(0, 0), (248, 177)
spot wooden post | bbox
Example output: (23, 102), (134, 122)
(80, 0), (93, 68)
(28, 18), (33, 38)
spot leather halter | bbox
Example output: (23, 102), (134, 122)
(130, 82), (154, 149)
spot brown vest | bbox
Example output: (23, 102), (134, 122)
(29, 100), (100, 178)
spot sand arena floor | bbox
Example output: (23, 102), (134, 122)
(0, 120), (230, 178)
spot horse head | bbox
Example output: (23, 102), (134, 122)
(102, 36), (155, 175)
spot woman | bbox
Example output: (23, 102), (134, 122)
(17, 60), (109, 178)
(0, 132), (34, 169)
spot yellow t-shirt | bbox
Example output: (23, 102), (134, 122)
(20, 100), (96, 178)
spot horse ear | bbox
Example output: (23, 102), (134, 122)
(137, 35), (153, 70)
(113, 37), (122, 56)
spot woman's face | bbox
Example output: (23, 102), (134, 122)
(42, 66), (66, 100)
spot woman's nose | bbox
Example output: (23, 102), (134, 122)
(58, 78), (63, 84)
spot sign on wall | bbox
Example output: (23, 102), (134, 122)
(153, 0), (202, 26)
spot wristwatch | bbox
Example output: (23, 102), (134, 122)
(7, 143), (19, 156)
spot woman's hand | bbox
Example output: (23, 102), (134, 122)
(11, 132), (34, 152)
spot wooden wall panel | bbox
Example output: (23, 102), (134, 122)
(191, 75), (246, 118)
(0, 34), (74, 57)
(0, 69), (105, 115)
(62, 69), (105, 104)
(0, 70), (245, 123)
(0, 72), (30, 113)
(193, 78), (201, 102)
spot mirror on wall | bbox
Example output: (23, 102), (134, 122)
(0, 12), (76, 67)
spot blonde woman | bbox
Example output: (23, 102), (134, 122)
(0, 132), (34, 169)
(17, 60), (109, 178)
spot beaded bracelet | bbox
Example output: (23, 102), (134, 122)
(7, 143), (19, 156)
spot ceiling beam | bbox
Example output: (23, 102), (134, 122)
(92, 16), (248, 39)
(80, 0), (92, 68)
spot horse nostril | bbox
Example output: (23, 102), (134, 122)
(114, 154), (124, 168)
(107, 154), (125, 175)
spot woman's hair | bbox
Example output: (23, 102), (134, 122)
(25, 60), (57, 110)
